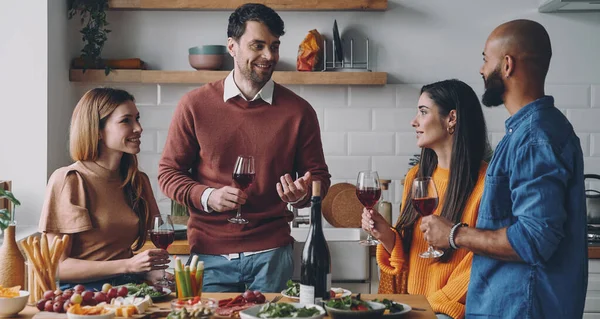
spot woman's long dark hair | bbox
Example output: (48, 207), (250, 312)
(395, 79), (488, 262)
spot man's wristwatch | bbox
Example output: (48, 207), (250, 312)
(449, 223), (468, 250)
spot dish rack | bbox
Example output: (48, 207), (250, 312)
(322, 38), (371, 72)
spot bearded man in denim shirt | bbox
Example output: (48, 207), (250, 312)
(420, 19), (588, 318)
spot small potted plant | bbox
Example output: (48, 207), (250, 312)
(0, 189), (20, 233)
(68, 0), (112, 74)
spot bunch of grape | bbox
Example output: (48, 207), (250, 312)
(35, 283), (128, 313)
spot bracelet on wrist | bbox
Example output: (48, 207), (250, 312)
(449, 222), (468, 250)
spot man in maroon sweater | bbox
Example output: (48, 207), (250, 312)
(158, 3), (330, 293)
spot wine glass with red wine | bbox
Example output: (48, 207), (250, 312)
(150, 214), (175, 287)
(356, 170), (382, 246)
(411, 177), (443, 258)
(228, 155), (255, 224)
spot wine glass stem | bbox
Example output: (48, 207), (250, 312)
(235, 205), (242, 218)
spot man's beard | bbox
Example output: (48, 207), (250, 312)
(237, 60), (274, 87)
(481, 67), (506, 107)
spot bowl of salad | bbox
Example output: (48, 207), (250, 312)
(239, 302), (325, 319)
(324, 296), (385, 319)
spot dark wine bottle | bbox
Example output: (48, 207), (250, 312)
(300, 181), (331, 305)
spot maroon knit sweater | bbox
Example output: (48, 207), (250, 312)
(158, 80), (330, 254)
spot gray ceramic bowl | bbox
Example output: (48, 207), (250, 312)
(188, 54), (224, 70)
(188, 45), (227, 55)
(324, 301), (386, 319)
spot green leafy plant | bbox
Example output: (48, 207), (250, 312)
(171, 200), (188, 217)
(0, 189), (21, 231)
(68, 0), (112, 75)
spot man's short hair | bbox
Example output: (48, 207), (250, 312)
(227, 3), (285, 41)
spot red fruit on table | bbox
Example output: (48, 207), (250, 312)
(82, 290), (94, 302)
(43, 290), (55, 300)
(253, 290), (261, 296)
(255, 294), (266, 304)
(107, 287), (118, 299)
(53, 301), (64, 313)
(63, 300), (71, 312)
(117, 286), (128, 297)
(44, 300), (54, 312)
(36, 299), (47, 311)
(73, 284), (86, 294)
(94, 291), (107, 303)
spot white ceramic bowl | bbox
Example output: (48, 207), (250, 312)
(0, 290), (29, 317)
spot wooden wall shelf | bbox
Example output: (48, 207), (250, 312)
(69, 69), (387, 85)
(108, 0), (387, 11)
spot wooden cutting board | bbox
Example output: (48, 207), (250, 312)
(322, 183), (355, 227)
(330, 189), (364, 228)
(32, 306), (170, 319)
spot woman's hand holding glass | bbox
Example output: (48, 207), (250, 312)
(126, 249), (169, 273)
(361, 208), (396, 251)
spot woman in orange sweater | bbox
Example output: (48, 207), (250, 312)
(362, 79), (489, 319)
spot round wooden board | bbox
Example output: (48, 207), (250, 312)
(322, 183), (355, 227)
(331, 188), (364, 228)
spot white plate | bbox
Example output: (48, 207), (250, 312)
(382, 302), (412, 318)
(240, 302), (325, 319)
(280, 287), (351, 300)
(173, 224), (187, 232)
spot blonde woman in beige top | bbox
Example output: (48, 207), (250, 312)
(39, 88), (170, 290)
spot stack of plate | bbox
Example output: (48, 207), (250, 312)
(174, 224), (187, 240)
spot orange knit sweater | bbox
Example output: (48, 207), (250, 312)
(377, 163), (487, 319)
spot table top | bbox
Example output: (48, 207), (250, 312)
(19, 292), (437, 319)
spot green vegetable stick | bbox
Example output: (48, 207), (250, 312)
(176, 257), (188, 298)
(185, 265), (192, 297)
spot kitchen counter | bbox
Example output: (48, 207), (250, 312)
(141, 239), (600, 259)
(19, 292), (436, 318)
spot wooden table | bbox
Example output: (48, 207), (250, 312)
(19, 293), (436, 318)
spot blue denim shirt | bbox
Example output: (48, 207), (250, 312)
(466, 96), (588, 318)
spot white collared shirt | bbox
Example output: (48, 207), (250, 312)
(222, 70), (274, 104)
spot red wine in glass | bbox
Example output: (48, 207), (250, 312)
(411, 177), (443, 258)
(150, 214), (175, 288)
(356, 187), (382, 209)
(150, 230), (175, 250)
(229, 155), (255, 224)
(412, 197), (439, 217)
(356, 170), (381, 246)
(233, 173), (255, 191)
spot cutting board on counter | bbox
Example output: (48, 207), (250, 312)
(322, 183), (363, 228)
(32, 306), (171, 319)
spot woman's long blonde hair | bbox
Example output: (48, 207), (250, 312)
(70, 87), (149, 251)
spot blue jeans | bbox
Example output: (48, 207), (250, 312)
(189, 244), (293, 293)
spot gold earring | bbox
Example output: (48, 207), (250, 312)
(447, 126), (455, 135)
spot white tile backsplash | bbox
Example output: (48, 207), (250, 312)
(348, 132), (395, 156)
(547, 84), (590, 109)
(395, 132), (421, 156)
(325, 156), (370, 180)
(301, 85), (347, 108)
(322, 132), (347, 156)
(140, 129), (157, 153)
(324, 108), (371, 132)
(372, 156), (413, 180)
(592, 85), (600, 109)
(482, 107), (510, 132)
(568, 109), (600, 132)
(372, 108), (417, 132)
(349, 86), (396, 108)
(396, 84), (423, 108)
(592, 134), (600, 157)
(139, 105), (177, 129)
